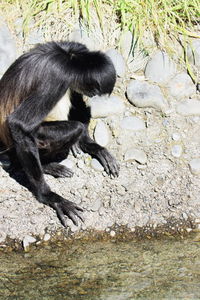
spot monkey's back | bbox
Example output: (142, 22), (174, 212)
(0, 40), (115, 147)
(0, 42), (82, 146)
(0, 54), (38, 146)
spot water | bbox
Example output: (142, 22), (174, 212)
(0, 235), (200, 299)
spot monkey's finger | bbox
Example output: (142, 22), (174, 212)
(97, 156), (110, 175)
(65, 206), (84, 223)
(54, 204), (68, 227)
(102, 157), (118, 177)
(111, 161), (120, 177)
(74, 205), (84, 212)
(71, 144), (82, 157)
(106, 157), (119, 177)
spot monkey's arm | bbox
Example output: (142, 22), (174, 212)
(8, 94), (83, 226)
(69, 91), (119, 177)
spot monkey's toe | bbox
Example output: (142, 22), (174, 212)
(43, 163), (74, 178)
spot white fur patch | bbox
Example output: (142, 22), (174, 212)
(45, 90), (71, 122)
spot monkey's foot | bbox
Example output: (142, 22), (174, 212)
(43, 163), (74, 178)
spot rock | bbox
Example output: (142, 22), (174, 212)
(145, 50), (176, 84)
(94, 120), (110, 147)
(120, 116), (146, 131)
(171, 144), (183, 158)
(187, 40), (200, 68)
(189, 159), (200, 175)
(106, 48), (126, 77)
(0, 22), (16, 76)
(91, 198), (102, 212)
(168, 72), (196, 99)
(176, 99), (200, 116)
(88, 95), (125, 118)
(127, 80), (168, 112)
(119, 31), (149, 71)
(91, 158), (104, 172)
(172, 133), (181, 141)
(124, 148), (147, 164)
(119, 31), (133, 60)
(23, 235), (36, 251)
(128, 50), (149, 73)
(26, 29), (44, 45)
(60, 158), (75, 169)
(14, 18), (23, 38)
(69, 25), (96, 50)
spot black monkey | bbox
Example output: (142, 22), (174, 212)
(0, 41), (119, 226)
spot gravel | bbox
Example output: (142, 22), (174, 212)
(1, 20), (200, 247)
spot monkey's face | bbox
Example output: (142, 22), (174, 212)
(72, 83), (102, 98)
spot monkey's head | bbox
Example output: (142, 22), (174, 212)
(70, 50), (116, 98)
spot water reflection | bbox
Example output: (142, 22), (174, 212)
(0, 235), (200, 299)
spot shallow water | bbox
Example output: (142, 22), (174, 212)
(0, 235), (200, 300)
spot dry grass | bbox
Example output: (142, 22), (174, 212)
(0, 0), (199, 80)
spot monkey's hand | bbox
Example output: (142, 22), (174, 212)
(40, 192), (83, 227)
(96, 149), (119, 177)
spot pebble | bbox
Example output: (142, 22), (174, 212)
(91, 198), (102, 212)
(172, 133), (181, 141)
(189, 158), (200, 175)
(171, 144), (183, 158)
(23, 235), (36, 251)
(124, 148), (147, 164)
(127, 80), (168, 112)
(106, 48), (126, 77)
(91, 158), (104, 172)
(110, 230), (116, 237)
(94, 120), (110, 147)
(182, 212), (188, 220)
(145, 50), (176, 84)
(176, 99), (200, 116)
(88, 95), (125, 118)
(137, 164), (147, 170)
(77, 160), (84, 169)
(168, 72), (196, 99)
(120, 116), (146, 131)
(43, 233), (51, 241)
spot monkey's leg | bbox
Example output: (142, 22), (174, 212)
(8, 99), (84, 226)
(36, 121), (83, 178)
(79, 130), (119, 177)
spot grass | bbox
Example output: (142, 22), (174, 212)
(0, 0), (199, 81)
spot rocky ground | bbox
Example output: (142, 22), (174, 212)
(0, 18), (200, 249)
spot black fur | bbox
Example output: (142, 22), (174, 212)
(0, 41), (119, 227)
